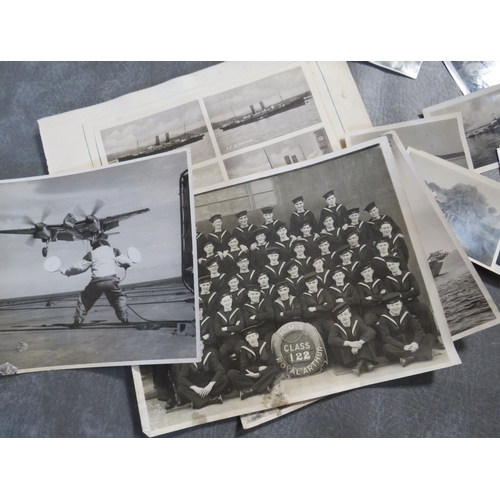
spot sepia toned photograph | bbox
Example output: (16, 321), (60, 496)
(346, 114), (473, 170)
(424, 84), (500, 171)
(408, 148), (500, 273)
(203, 67), (323, 155)
(100, 100), (216, 165)
(0, 151), (199, 373)
(132, 140), (460, 436)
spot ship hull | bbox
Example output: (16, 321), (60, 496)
(220, 97), (307, 131)
(117, 134), (204, 162)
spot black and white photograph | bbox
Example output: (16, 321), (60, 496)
(389, 134), (500, 338)
(223, 128), (333, 180)
(0, 151), (199, 373)
(203, 67), (323, 156)
(408, 148), (500, 273)
(132, 140), (460, 436)
(445, 62), (500, 94)
(100, 100), (215, 165)
(346, 114), (473, 170)
(242, 130), (500, 431)
(424, 84), (500, 171)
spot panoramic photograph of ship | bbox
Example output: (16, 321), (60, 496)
(214, 91), (312, 131)
(204, 67), (323, 155)
(101, 100), (216, 165)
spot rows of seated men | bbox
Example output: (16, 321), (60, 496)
(165, 193), (445, 410)
(164, 285), (443, 411)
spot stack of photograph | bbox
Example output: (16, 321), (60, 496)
(3, 61), (500, 437)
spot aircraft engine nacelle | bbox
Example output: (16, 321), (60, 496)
(34, 223), (51, 241)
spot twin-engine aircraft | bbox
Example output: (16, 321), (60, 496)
(0, 200), (150, 256)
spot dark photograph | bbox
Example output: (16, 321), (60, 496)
(134, 141), (459, 436)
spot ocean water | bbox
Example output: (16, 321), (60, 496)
(213, 100), (322, 155)
(434, 261), (496, 336)
(468, 130), (500, 168)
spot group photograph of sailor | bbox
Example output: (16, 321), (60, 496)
(157, 149), (449, 414)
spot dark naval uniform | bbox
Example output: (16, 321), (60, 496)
(176, 350), (229, 409)
(273, 294), (303, 326)
(214, 307), (245, 371)
(378, 307), (435, 364)
(242, 297), (276, 343)
(227, 340), (280, 395)
(328, 316), (377, 367)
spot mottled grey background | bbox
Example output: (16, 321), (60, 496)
(1, 61), (499, 437)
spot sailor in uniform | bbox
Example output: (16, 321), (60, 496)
(363, 201), (402, 237)
(328, 302), (377, 376)
(345, 228), (373, 264)
(242, 285), (276, 344)
(263, 246), (287, 284)
(320, 214), (346, 252)
(289, 195), (318, 236)
(384, 256), (444, 349)
(204, 256), (227, 293)
(273, 281), (303, 326)
(378, 292), (436, 367)
(225, 273), (248, 310)
(199, 275), (219, 318)
(299, 272), (335, 343)
(273, 220), (295, 258)
(235, 253), (257, 287)
(214, 292), (246, 372)
(207, 213), (232, 252)
(227, 327), (281, 400)
(260, 207), (285, 243)
(319, 190), (349, 229)
(346, 207), (375, 244)
(232, 210), (256, 249)
(328, 265), (362, 317)
(176, 343), (229, 409)
(377, 220), (410, 266)
(283, 260), (305, 296)
(249, 227), (270, 271)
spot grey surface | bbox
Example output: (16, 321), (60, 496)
(1, 61), (499, 437)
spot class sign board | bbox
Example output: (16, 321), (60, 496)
(271, 322), (328, 377)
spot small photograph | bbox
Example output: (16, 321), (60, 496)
(388, 135), (500, 338)
(132, 141), (460, 436)
(204, 66), (322, 155)
(369, 61), (422, 79)
(408, 148), (500, 271)
(0, 152), (199, 373)
(424, 84), (500, 170)
(100, 100), (215, 165)
(224, 128), (333, 180)
(445, 62), (500, 94)
(346, 114), (473, 170)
